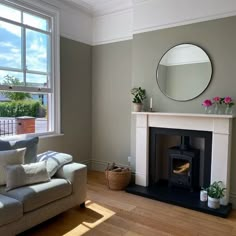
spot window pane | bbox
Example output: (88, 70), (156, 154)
(23, 12), (48, 31)
(26, 73), (48, 88)
(0, 93), (48, 136)
(0, 4), (21, 23)
(0, 71), (23, 85)
(0, 21), (21, 69)
(26, 29), (49, 73)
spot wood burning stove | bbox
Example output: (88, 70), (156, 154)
(168, 136), (200, 191)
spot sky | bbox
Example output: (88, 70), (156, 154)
(0, 3), (49, 87)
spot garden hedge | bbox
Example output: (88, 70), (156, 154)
(0, 101), (45, 117)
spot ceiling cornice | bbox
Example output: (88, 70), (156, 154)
(57, 0), (133, 16)
(56, 0), (93, 14)
(92, 0), (133, 17)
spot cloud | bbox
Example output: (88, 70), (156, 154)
(0, 22), (48, 84)
(0, 4), (21, 24)
(23, 13), (48, 31)
(0, 21), (21, 37)
(26, 33), (48, 72)
(0, 41), (21, 68)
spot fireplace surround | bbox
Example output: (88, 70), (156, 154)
(127, 112), (235, 217)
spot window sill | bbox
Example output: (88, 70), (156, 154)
(0, 132), (64, 141)
(38, 132), (64, 139)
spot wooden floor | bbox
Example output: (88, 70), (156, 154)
(21, 171), (236, 236)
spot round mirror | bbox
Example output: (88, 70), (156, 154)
(156, 44), (212, 101)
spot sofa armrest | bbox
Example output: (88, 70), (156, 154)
(55, 162), (87, 205)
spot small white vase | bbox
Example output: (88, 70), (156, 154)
(133, 103), (143, 112)
(207, 196), (220, 209)
(200, 190), (208, 202)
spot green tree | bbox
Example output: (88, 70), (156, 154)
(0, 75), (31, 101)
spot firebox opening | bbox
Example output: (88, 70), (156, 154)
(149, 127), (212, 191)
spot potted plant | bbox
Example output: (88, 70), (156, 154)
(206, 181), (226, 209)
(131, 87), (146, 112)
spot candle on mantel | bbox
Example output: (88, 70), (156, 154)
(150, 97), (152, 110)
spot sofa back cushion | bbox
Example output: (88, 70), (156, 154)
(6, 161), (50, 191)
(0, 136), (39, 164)
(37, 151), (73, 177)
(0, 148), (26, 185)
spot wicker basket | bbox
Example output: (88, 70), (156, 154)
(105, 169), (131, 190)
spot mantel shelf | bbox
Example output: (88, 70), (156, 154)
(132, 112), (236, 119)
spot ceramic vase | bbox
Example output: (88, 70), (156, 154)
(208, 196), (220, 209)
(133, 103), (143, 112)
(200, 190), (208, 202)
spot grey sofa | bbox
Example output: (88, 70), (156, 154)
(0, 162), (87, 236)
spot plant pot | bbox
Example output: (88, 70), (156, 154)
(207, 196), (220, 209)
(133, 103), (143, 112)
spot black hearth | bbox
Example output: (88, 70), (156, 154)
(126, 127), (232, 217)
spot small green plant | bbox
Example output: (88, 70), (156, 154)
(206, 181), (226, 199)
(131, 87), (146, 104)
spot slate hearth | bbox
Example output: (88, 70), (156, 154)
(126, 181), (232, 218)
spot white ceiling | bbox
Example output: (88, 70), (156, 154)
(59, 0), (133, 15)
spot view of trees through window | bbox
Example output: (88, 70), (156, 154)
(0, 75), (48, 136)
(0, 2), (52, 136)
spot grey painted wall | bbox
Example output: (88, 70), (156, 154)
(132, 16), (236, 113)
(131, 16), (236, 204)
(37, 16), (236, 206)
(38, 37), (92, 163)
(92, 40), (132, 170)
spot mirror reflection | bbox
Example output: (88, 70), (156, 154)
(156, 44), (212, 101)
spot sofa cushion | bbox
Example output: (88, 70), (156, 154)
(0, 148), (26, 186)
(37, 151), (73, 177)
(1, 178), (72, 213)
(6, 161), (50, 191)
(0, 136), (39, 163)
(0, 194), (23, 227)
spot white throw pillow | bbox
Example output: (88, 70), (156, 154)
(0, 148), (26, 185)
(5, 161), (50, 191)
(37, 151), (73, 177)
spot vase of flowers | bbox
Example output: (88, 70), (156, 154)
(202, 99), (212, 113)
(212, 96), (224, 114)
(223, 96), (234, 115)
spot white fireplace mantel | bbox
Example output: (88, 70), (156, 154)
(133, 112), (235, 205)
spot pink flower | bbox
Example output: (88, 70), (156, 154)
(224, 96), (232, 104)
(213, 96), (221, 103)
(202, 99), (212, 107)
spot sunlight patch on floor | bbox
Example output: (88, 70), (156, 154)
(64, 200), (115, 236)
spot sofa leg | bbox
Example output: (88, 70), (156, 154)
(80, 202), (86, 208)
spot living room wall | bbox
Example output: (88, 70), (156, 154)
(131, 15), (236, 204)
(38, 37), (92, 164)
(91, 40), (132, 170)
(91, 16), (236, 204)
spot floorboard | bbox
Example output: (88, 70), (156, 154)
(19, 171), (236, 236)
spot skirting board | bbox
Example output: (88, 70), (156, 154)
(90, 159), (130, 172)
(80, 159), (92, 170)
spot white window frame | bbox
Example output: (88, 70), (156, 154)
(0, 0), (61, 136)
